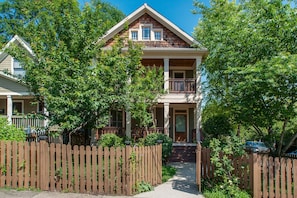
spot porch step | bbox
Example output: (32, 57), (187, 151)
(168, 144), (197, 162)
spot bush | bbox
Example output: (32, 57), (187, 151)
(143, 133), (173, 163)
(204, 187), (250, 198)
(98, 133), (124, 147)
(0, 117), (26, 141)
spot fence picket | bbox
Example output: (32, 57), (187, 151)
(79, 145), (85, 193)
(86, 146), (91, 193)
(61, 144), (67, 191)
(98, 146), (103, 194)
(67, 144), (73, 192)
(280, 158), (286, 197)
(49, 143), (55, 191)
(268, 157), (274, 198)
(287, 159), (292, 198)
(110, 147), (115, 194)
(73, 145), (79, 192)
(91, 146), (98, 194)
(0, 141), (6, 187)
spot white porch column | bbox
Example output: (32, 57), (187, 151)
(196, 57), (202, 142)
(164, 58), (169, 92)
(126, 110), (131, 138)
(164, 102), (169, 136)
(7, 95), (12, 125)
(43, 105), (49, 127)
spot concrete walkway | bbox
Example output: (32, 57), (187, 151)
(134, 162), (204, 198)
(0, 162), (204, 198)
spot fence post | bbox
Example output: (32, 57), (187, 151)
(196, 143), (201, 192)
(250, 153), (261, 198)
(39, 141), (49, 190)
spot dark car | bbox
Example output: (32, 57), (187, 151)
(244, 141), (270, 153)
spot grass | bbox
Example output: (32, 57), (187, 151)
(162, 165), (176, 183)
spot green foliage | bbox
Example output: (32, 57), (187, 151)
(136, 181), (153, 193)
(203, 114), (234, 138)
(143, 133), (173, 162)
(0, 1), (164, 140)
(194, 0), (297, 154)
(0, 118), (26, 141)
(162, 165), (176, 183)
(204, 135), (248, 197)
(98, 133), (124, 148)
(204, 188), (250, 198)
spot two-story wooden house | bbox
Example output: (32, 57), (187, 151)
(99, 4), (207, 144)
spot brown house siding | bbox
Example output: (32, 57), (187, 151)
(105, 14), (191, 48)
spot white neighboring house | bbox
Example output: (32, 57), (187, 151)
(0, 35), (47, 130)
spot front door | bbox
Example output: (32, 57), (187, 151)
(175, 113), (187, 142)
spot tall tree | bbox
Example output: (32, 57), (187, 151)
(0, 0), (163, 139)
(194, 0), (297, 154)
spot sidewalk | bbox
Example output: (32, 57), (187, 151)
(0, 162), (204, 198)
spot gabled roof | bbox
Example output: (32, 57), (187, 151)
(0, 35), (34, 62)
(100, 3), (203, 47)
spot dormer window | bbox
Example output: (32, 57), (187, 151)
(154, 31), (162, 40)
(142, 26), (151, 40)
(131, 31), (138, 40)
(130, 24), (163, 41)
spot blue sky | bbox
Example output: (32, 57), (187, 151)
(79, 0), (210, 36)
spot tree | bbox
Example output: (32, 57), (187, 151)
(194, 0), (297, 154)
(0, 0), (163, 139)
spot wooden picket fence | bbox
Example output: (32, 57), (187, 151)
(196, 144), (297, 198)
(0, 141), (162, 195)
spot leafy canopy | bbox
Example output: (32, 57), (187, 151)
(0, 0), (164, 136)
(194, 0), (297, 154)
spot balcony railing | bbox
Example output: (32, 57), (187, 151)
(169, 78), (196, 93)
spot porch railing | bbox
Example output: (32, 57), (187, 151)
(169, 78), (196, 93)
(11, 115), (45, 129)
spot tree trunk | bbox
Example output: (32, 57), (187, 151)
(277, 120), (287, 157)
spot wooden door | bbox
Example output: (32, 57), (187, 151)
(175, 114), (187, 142)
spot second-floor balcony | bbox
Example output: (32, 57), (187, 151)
(169, 78), (196, 93)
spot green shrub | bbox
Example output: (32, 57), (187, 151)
(143, 133), (173, 163)
(136, 181), (153, 193)
(98, 133), (124, 147)
(0, 118), (26, 141)
(162, 165), (176, 182)
(204, 187), (250, 198)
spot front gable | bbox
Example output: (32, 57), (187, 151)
(101, 3), (205, 52)
(105, 13), (190, 48)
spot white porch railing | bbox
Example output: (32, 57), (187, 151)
(11, 115), (45, 129)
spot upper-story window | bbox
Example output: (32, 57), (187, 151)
(130, 24), (163, 41)
(142, 26), (151, 40)
(131, 31), (138, 41)
(154, 31), (162, 40)
(13, 59), (25, 78)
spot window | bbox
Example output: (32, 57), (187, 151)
(13, 59), (25, 78)
(130, 24), (163, 41)
(154, 31), (162, 40)
(110, 110), (123, 127)
(131, 31), (138, 40)
(12, 101), (24, 114)
(142, 26), (151, 40)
